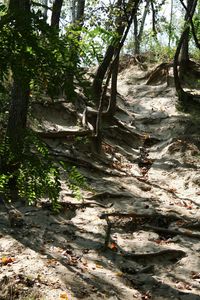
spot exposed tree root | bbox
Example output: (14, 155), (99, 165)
(41, 200), (113, 209)
(86, 191), (132, 200)
(36, 129), (92, 139)
(142, 224), (200, 239)
(51, 151), (126, 176)
(100, 210), (200, 252)
(146, 62), (173, 85)
(123, 249), (186, 260)
(100, 211), (182, 222)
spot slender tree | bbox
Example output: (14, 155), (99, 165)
(51, 0), (63, 29)
(179, 0), (197, 68)
(6, 0), (31, 155)
(168, 0), (173, 49)
(133, 0), (150, 55)
(91, 0), (140, 152)
(174, 0), (198, 103)
(43, 0), (48, 20)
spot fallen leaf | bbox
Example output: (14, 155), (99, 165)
(0, 257), (15, 265)
(59, 291), (69, 300)
(176, 220), (186, 226)
(108, 242), (118, 252)
(116, 271), (123, 277)
(95, 263), (103, 269)
(167, 188), (178, 194)
(191, 272), (200, 279)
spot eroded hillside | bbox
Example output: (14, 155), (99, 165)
(1, 60), (200, 300)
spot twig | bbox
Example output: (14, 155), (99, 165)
(141, 224), (200, 239)
(123, 249), (186, 259)
(103, 216), (112, 250)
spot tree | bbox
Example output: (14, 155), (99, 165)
(43, 0), (48, 20)
(90, 0), (140, 152)
(51, 0), (63, 29)
(173, 0), (199, 104)
(179, 0), (197, 72)
(6, 0), (31, 155)
(168, 0), (174, 49)
(133, 0), (150, 55)
(0, 0), (83, 204)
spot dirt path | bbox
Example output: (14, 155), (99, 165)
(1, 64), (200, 300)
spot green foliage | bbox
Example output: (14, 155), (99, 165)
(0, 132), (90, 208)
(0, 5), (93, 209)
(60, 163), (88, 200)
(0, 8), (79, 100)
(0, 131), (61, 210)
(74, 25), (118, 66)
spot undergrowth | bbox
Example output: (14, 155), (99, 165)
(0, 130), (88, 210)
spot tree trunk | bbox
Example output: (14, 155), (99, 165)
(43, 0), (48, 20)
(93, 0), (140, 153)
(6, 0), (31, 155)
(133, 0), (150, 55)
(133, 15), (140, 55)
(174, 0), (198, 106)
(92, 45), (115, 104)
(6, 77), (30, 153)
(150, 0), (157, 37)
(168, 0), (173, 49)
(76, 0), (85, 22)
(9, 0), (30, 11)
(65, 0), (85, 100)
(179, 0), (197, 68)
(108, 52), (119, 116)
(51, 0), (63, 29)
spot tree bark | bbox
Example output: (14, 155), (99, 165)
(150, 0), (157, 37)
(65, 0), (85, 100)
(6, 0), (31, 154)
(76, 0), (85, 22)
(92, 45), (115, 103)
(51, 0), (63, 29)
(6, 77), (30, 152)
(133, 0), (150, 55)
(168, 0), (173, 49)
(93, 0), (140, 153)
(9, 0), (30, 11)
(43, 0), (48, 20)
(179, 0), (197, 70)
(108, 52), (120, 116)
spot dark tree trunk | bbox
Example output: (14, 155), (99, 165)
(92, 0), (140, 153)
(179, 0), (197, 72)
(6, 0), (31, 154)
(43, 0), (48, 20)
(108, 52), (119, 116)
(150, 0), (157, 37)
(174, 0), (199, 106)
(76, 0), (85, 22)
(92, 45), (115, 103)
(9, 0), (30, 11)
(65, 0), (85, 100)
(51, 0), (63, 29)
(6, 77), (30, 153)
(133, 15), (139, 55)
(133, 0), (150, 55)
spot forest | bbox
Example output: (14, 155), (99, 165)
(0, 0), (200, 299)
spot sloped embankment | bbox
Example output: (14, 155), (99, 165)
(0, 62), (200, 300)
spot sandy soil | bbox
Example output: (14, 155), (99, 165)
(1, 62), (200, 300)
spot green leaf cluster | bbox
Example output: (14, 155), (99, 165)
(0, 131), (61, 210)
(61, 164), (88, 201)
